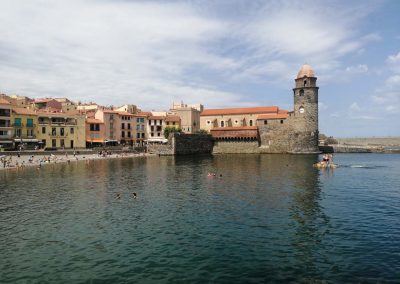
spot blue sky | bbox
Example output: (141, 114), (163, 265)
(0, 0), (399, 137)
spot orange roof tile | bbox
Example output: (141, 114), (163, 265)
(201, 106), (279, 116)
(12, 108), (37, 115)
(257, 111), (288, 120)
(136, 112), (152, 117)
(0, 98), (11, 105)
(211, 126), (258, 131)
(165, 115), (180, 122)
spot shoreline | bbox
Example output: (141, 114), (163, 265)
(0, 151), (154, 171)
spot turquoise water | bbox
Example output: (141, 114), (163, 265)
(1, 154), (400, 283)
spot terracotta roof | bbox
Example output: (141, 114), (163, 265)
(34, 98), (56, 103)
(86, 118), (104, 124)
(257, 111), (288, 120)
(165, 115), (180, 122)
(0, 98), (11, 105)
(103, 110), (133, 116)
(297, 64), (315, 78)
(137, 112), (152, 117)
(201, 106), (279, 116)
(210, 126), (258, 138)
(211, 126), (258, 131)
(12, 108), (37, 115)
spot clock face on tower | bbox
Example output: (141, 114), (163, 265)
(299, 106), (305, 114)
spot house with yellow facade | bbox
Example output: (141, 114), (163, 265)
(36, 110), (86, 149)
(11, 108), (39, 149)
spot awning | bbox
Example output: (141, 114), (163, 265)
(104, 140), (118, 143)
(86, 139), (104, 143)
(14, 139), (39, 142)
(0, 140), (13, 144)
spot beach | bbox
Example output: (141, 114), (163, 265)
(0, 151), (153, 171)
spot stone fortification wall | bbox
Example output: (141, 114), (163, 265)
(258, 115), (319, 154)
(147, 144), (174, 155)
(173, 133), (213, 155)
(213, 140), (260, 154)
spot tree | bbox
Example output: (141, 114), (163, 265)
(164, 126), (182, 138)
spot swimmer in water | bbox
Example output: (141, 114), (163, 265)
(132, 192), (137, 199)
(115, 193), (121, 200)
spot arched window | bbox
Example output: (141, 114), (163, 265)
(249, 120), (253, 126)
(220, 120), (224, 127)
(299, 89), (304, 96)
(304, 80), (307, 87)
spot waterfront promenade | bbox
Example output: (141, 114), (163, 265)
(0, 151), (152, 170)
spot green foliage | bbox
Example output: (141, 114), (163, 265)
(195, 129), (209, 135)
(164, 126), (182, 138)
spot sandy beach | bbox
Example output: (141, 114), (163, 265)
(0, 151), (153, 171)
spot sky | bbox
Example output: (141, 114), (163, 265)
(0, 0), (399, 137)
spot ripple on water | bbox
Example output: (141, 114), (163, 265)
(1, 154), (400, 282)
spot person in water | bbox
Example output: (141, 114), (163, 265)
(132, 192), (137, 199)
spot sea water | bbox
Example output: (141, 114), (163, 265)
(1, 154), (399, 283)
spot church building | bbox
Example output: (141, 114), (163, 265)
(199, 64), (320, 154)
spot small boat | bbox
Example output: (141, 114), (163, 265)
(313, 162), (337, 169)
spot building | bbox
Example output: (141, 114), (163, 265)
(135, 113), (148, 146)
(0, 98), (13, 149)
(115, 104), (138, 114)
(36, 110), (86, 149)
(200, 64), (320, 154)
(147, 113), (181, 142)
(85, 118), (106, 147)
(94, 109), (136, 146)
(170, 102), (201, 134)
(33, 98), (63, 110)
(11, 108), (39, 149)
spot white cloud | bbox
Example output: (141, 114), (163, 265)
(345, 65), (368, 74)
(0, 0), (382, 110)
(349, 102), (361, 111)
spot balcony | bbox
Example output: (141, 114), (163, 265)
(14, 135), (37, 139)
(12, 123), (24, 127)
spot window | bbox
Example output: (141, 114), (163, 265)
(15, 128), (21, 137)
(128, 131), (131, 138)
(235, 120), (238, 124)
(137, 118), (140, 123)
(157, 133), (160, 136)
(0, 109), (10, 117)
(299, 89), (304, 96)
(52, 139), (56, 147)
(140, 118), (144, 123)
(249, 120), (253, 126)
(220, 121), (224, 127)
(141, 125), (144, 131)
(121, 123), (125, 129)
(14, 118), (22, 127)
(26, 118), (33, 127)
(90, 124), (100, 131)
(207, 120), (211, 124)
(42, 127), (46, 134)
(280, 120), (284, 124)
(304, 80), (307, 87)
(60, 128), (64, 136)
(136, 125), (140, 131)
(173, 122), (176, 125)
(128, 123), (131, 130)
(27, 129), (33, 137)
(70, 127), (74, 134)
(151, 126), (154, 131)
(151, 133), (154, 137)
(141, 133), (145, 138)
(122, 131), (125, 138)
(166, 122), (170, 126)
(52, 128), (56, 136)
(264, 120), (268, 125)
(60, 139), (65, 148)
(137, 133), (140, 139)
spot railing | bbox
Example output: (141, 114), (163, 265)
(13, 135), (36, 139)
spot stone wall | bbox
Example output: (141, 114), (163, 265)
(147, 143), (174, 155)
(173, 133), (213, 155)
(212, 140), (260, 154)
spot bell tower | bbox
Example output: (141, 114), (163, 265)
(292, 64), (319, 153)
